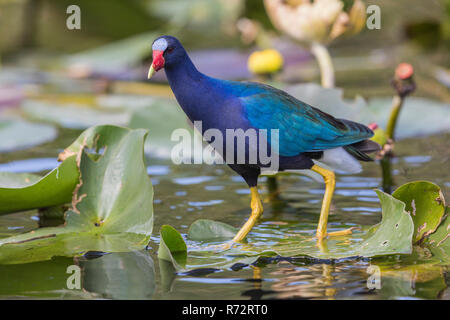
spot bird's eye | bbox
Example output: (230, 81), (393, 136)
(166, 47), (174, 54)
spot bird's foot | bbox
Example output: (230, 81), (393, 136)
(206, 240), (237, 252)
(327, 227), (358, 237)
(316, 227), (358, 240)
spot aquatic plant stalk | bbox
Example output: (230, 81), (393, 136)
(385, 95), (404, 140)
(380, 156), (393, 194)
(311, 42), (335, 88)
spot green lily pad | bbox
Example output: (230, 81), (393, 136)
(426, 215), (449, 264)
(0, 156), (79, 215)
(392, 181), (446, 244)
(157, 190), (414, 270)
(128, 98), (193, 158)
(188, 219), (238, 241)
(427, 215), (449, 248)
(21, 100), (130, 129)
(0, 125), (153, 264)
(128, 98), (222, 163)
(158, 225), (187, 269)
(0, 119), (57, 153)
(0, 172), (41, 188)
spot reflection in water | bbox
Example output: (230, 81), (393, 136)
(381, 155), (394, 194)
(0, 133), (448, 299)
(80, 251), (155, 300)
(270, 262), (340, 299)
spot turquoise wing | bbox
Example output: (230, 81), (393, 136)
(238, 83), (374, 157)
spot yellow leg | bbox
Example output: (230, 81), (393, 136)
(232, 187), (263, 242)
(311, 164), (354, 240)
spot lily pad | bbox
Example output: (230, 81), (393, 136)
(65, 31), (156, 78)
(0, 119), (57, 153)
(392, 181), (446, 244)
(80, 251), (156, 299)
(0, 156), (79, 215)
(128, 98), (193, 158)
(158, 225), (187, 269)
(0, 125), (153, 264)
(0, 172), (41, 188)
(157, 190), (414, 271)
(188, 219), (238, 241)
(426, 215), (449, 264)
(21, 100), (130, 129)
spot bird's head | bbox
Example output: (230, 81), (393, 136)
(147, 35), (185, 79)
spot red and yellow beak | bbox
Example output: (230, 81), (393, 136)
(147, 50), (165, 79)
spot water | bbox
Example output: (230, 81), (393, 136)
(0, 128), (448, 299)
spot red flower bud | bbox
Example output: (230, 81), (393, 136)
(395, 63), (414, 80)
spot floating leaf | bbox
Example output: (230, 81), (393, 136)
(128, 98), (222, 163)
(0, 125), (153, 264)
(128, 98), (193, 158)
(426, 215), (449, 264)
(354, 190), (414, 257)
(0, 119), (57, 153)
(21, 100), (129, 129)
(62, 126), (154, 235)
(65, 32), (156, 78)
(0, 172), (41, 188)
(241, 190), (414, 259)
(392, 181), (446, 244)
(158, 225), (187, 269)
(188, 219), (238, 241)
(158, 190), (414, 270)
(0, 156), (79, 215)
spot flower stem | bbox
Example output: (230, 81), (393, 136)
(311, 42), (335, 88)
(380, 156), (393, 194)
(385, 95), (404, 141)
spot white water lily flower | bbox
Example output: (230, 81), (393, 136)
(264, 0), (366, 44)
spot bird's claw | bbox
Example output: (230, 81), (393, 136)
(205, 240), (237, 252)
(316, 227), (359, 240)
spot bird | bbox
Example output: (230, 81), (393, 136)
(147, 35), (380, 243)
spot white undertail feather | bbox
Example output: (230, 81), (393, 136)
(261, 147), (362, 183)
(314, 147), (362, 174)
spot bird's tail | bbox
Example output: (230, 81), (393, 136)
(343, 139), (381, 162)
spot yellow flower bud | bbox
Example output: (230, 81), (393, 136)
(248, 49), (284, 75)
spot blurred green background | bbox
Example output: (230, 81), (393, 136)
(0, 0), (449, 100)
